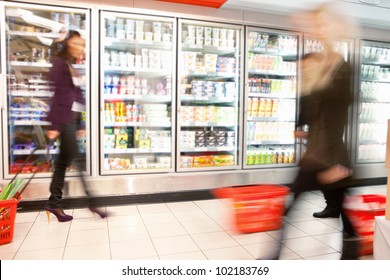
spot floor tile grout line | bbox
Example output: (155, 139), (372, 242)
(163, 202), (209, 260)
(11, 211), (40, 260)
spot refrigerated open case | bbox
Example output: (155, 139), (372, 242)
(243, 28), (299, 169)
(177, 20), (243, 171)
(353, 39), (390, 178)
(1, 2), (90, 178)
(100, 11), (176, 174)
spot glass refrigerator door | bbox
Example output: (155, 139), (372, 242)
(101, 12), (175, 174)
(177, 20), (243, 171)
(357, 40), (390, 163)
(2, 4), (90, 177)
(244, 28), (298, 168)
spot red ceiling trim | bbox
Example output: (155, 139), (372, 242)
(157, 0), (227, 9)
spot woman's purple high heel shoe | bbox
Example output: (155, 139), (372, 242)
(44, 206), (73, 222)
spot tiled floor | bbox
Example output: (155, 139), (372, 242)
(0, 185), (386, 260)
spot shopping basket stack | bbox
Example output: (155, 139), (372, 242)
(213, 184), (290, 233)
(344, 194), (387, 256)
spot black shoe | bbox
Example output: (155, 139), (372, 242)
(313, 206), (340, 218)
(340, 233), (360, 260)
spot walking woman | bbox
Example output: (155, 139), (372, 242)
(45, 30), (106, 222)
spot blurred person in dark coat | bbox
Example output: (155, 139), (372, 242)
(44, 30), (106, 222)
(277, 2), (359, 260)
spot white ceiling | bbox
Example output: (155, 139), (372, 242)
(222, 0), (390, 28)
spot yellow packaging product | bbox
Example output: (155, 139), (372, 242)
(115, 135), (128, 149)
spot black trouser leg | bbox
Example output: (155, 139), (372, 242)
(48, 123), (78, 208)
(323, 188), (343, 211)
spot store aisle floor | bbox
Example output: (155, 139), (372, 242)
(1, 185), (385, 260)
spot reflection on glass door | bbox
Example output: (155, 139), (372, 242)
(3, 4), (89, 176)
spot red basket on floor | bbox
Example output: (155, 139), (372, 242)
(344, 194), (386, 256)
(0, 198), (19, 245)
(213, 185), (290, 233)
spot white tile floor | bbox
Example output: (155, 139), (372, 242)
(0, 185), (386, 260)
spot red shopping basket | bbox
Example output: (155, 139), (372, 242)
(344, 194), (386, 256)
(0, 198), (19, 245)
(213, 185), (290, 234)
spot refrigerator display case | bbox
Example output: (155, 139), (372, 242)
(356, 40), (390, 164)
(243, 28), (298, 169)
(1, 3), (90, 177)
(177, 20), (243, 171)
(100, 11), (176, 174)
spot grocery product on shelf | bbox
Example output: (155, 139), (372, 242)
(4, 5), (89, 175)
(178, 21), (242, 170)
(101, 12), (175, 173)
(245, 30), (298, 167)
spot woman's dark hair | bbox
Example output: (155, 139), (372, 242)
(51, 30), (82, 60)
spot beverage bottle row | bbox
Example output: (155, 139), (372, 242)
(247, 122), (295, 142)
(248, 98), (295, 119)
(248, 78), (295, 95)
(362, 46), (390, 61)
(246, 146), (295, 165)
(360, 102), (390, 120)
(358, 144), (385, 161)
(361, 65), (390, 80)
(359, 123), (387, 142)
(361, 81), (390, 101)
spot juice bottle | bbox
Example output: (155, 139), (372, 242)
(271, 99), (278, 117)
(254, 150), (260, 165)
(258, 98), (266, 117)
(247, 97), (253, 117)
(265, 99), (273, 117)
(252, 98), (260, 117)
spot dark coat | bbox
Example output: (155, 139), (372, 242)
(46, 57), (85, 131)
(298, 59), (352, 173)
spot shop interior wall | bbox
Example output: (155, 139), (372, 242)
(1, 0), (389, 202)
